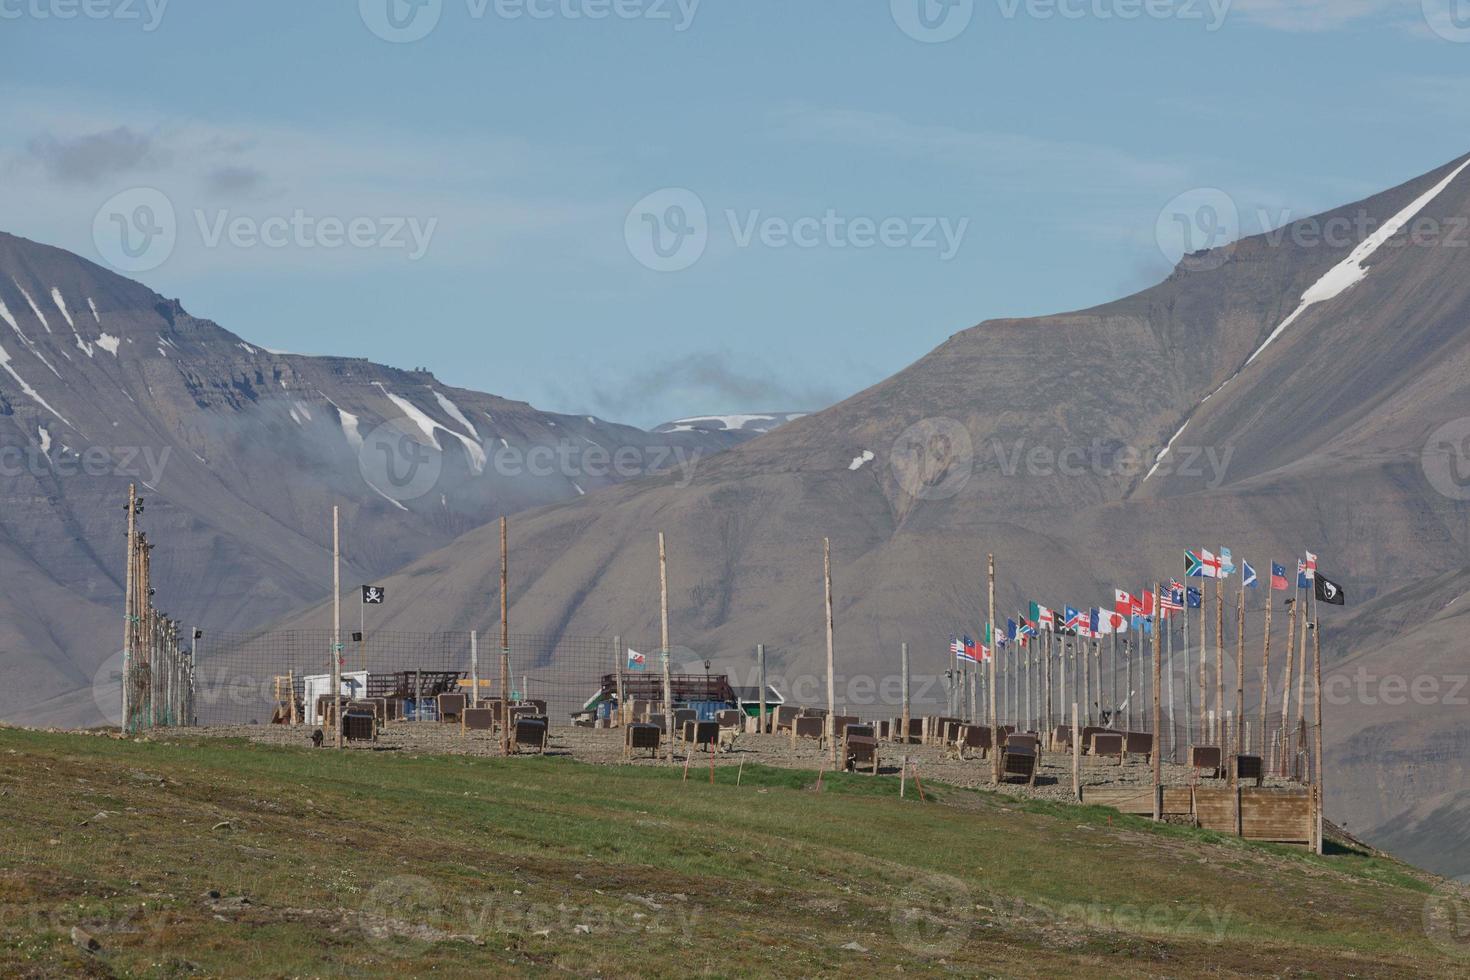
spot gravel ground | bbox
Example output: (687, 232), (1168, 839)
(191, 723), (1297, 805)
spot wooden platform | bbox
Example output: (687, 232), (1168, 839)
(1085, 786), (1315, 845)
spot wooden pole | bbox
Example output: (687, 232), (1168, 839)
(470, 630), (479, 709)
(1126, 630), (1135, 730)
(900, 642), (910, 746)
(501, 516), (511, 757)
(1165, 615), (1175, 761)
(121, 484), (137, 732)
(1183, 599), (1193, 749)
(1081, 630), (1091, 727)
(1043, 630), (1053, 738)
(1287, 593), (1299, 775)
(1260, 592), (1272, 758)
(988, 554), (1000, 785)
(1151, 584), (1163, 821)
(1313, 603), (1325, 855)
(660, 532), (673, 763)
(1295, 588), (1311, 779)
(758, 643), (767, 734)
(823, 537), (836, 768)
(615, 634), (625, 727)
(1236, 588), (1246, 764)
(1215, 577), (1224, 745)
(332, 505), (342, 750)
(1071, 701), (1081, 802)
(1109, 627), (1118, 727)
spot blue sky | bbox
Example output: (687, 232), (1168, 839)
(3, 0), (1469, 427)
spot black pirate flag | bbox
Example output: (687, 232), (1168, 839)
(362, 585), (386, 605)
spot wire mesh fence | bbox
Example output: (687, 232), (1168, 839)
(192, 630), (648, 727)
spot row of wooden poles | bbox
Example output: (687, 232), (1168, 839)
(120, 484), (198, 732)
(942, 578), (1327, 780)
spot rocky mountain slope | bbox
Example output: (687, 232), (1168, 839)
(306, 153), (1470, 874)
(0, 232), (742, 724)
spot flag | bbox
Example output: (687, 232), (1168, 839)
(1020, 618), (1038, 638)
(1304, 551), (1318, 576)
(1052, 610), (1070, 634)
(1163, 584), (1185, 612)
(1314, 573), (1346, 606)
(1243, 561), (1258, 589)
(1219, 547), (1236, 578)
(1297, 560), (1312, 589)
(1186, 549), (1222, 578)
(361, 585), (385, 604)
(1030, 602), (1054, 629)
(626, 648), (647, 671)
(1092, 608), (1126, 634)
(1187, 586), (1202, 609)
(952, 636), (978, 664)
(1114, 589), (1136, 617)
(1271, 562), (1289, 591)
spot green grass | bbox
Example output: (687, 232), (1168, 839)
(0, 728), (1465, 978)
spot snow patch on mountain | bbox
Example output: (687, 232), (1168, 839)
(16, 284), (50, 332)
(50, 289), (74, 329)
(374, 383), (486, 474)
(97, 333), (120, 355)
(1244, 156), (1470, 369)
(0, 343), (71, 427)
(657, 412), (806, 435)
(433, 390), (479, 439)
(849, 450), (875, 471)
(87, 298), (101, 324)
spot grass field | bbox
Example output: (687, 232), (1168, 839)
(1, 727), (1466, 978)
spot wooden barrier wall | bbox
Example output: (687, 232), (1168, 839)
(1084, 787), (1314, 845)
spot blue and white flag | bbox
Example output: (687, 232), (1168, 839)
(1242, 561), (1258, 589)
(626, 648), (647, 671)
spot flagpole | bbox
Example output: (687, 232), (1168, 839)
(1260, 587), (1273, 758)
(1199, 583), (1209, 748)
(988, 554), (1000, 785)
(1044, 627), (1053, 737)
(1110, 627), (1118, 727)
(1280, 593), (1298, 777)
(1312, 595), (1326, 855)
(1151, 583), (1163, 821)
(1080, 627), (1091, 728)
(501, 516), (511, 758)
(1183, 592), (1193, 751)
(1127, 624), (1136, 731)
(332, 505), (342, 751)
(1165, 611), (1176, 762)
(659, 531), (673, 765)
(824, 537), (836, 768)
(1215, 576), (1224, 745)
(1235, 587), (1246, 768)
(1294, 582), (1311, 779)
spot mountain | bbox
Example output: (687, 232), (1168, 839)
(305, 153), (1470, 874)
(0, 232), (743, 725)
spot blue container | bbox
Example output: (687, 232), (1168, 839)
(688, 700), (726, 721)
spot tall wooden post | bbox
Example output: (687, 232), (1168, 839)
(1165, 616), (1175, 761)
(1043, 630), (1052, 737)
(757, 643), (767, 733)
(121, 484), (137, 732)
(1199, 591), (1209, 746)
(1071, 701), (1081, 802)
(470, 630), (479, 709)
(1081, 631), (1091, 727)
(988, 554), (1000, 784)
(1109, 628), (1118, 727)
(900, 642), (910, 746)
(1287, 599), (1299, 775)
(1312, 605), (1325, 855)
(1126, 632), (1135, 730)
(501, 516), (511, 757)
(1295, 590), (1311, 778)
(1182, 601), (1193, 749)
(823, 538), (836, 767)
(659, 532), (673, 763)
(1151, 584), (1163, 820)
(332, 505), (342, 750)
(1260, 592), (1273, 758)
(1235, 589), (1246, 763)
(1215, 577), (1225, 744)
(615, 634), (625, 727)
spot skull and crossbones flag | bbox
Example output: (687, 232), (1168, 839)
(362, 585), (386, 605)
